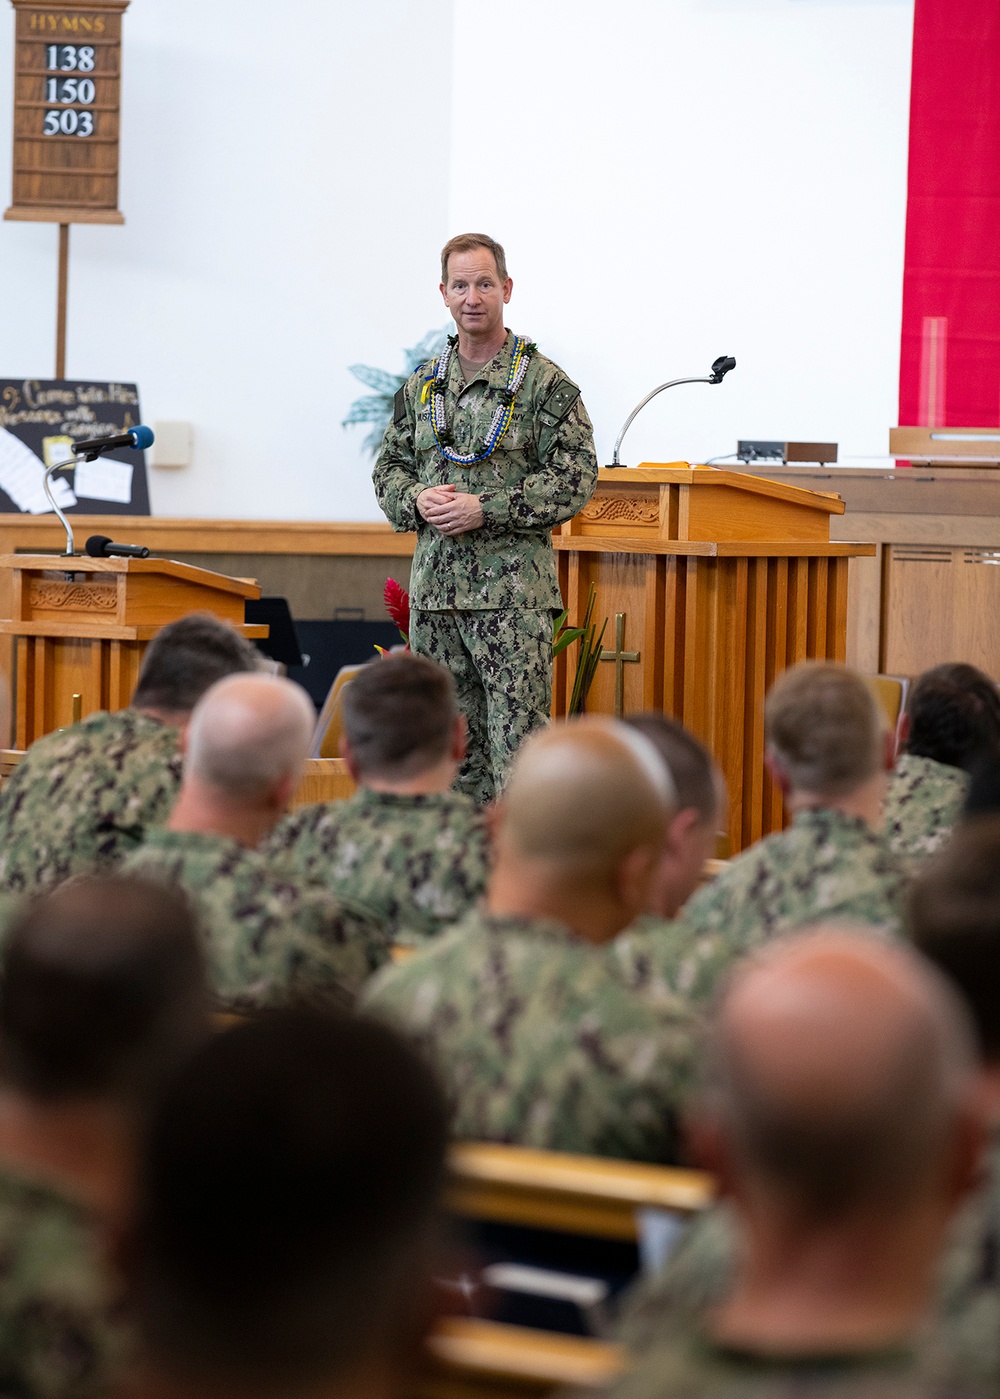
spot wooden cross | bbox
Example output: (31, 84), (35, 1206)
(600, 612), (640, 718)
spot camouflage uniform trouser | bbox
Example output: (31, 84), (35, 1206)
(410, 608), (553, 806)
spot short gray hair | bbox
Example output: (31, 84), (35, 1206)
(186, 675), (315, 802)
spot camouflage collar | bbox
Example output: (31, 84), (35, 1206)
(353, 787), (467, 811)
(449, 328), (519, 391)
(791, 807), (878, 840)
(477, 909), (595, 947)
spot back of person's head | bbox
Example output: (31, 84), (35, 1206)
(765, 662), (884, 798)
(707, 929), (978, 1222)
(185, 674), (315, 804)
(910, 816), (1000, 1064)
(0, 878), (208, 1103)
(904, 663), (1000, 773)
(500, 717), (675, 879)
(134, 1010), (449, 1394)
(133, 613), (261, 716)
(626, 714), (719, 824)
(342, 654), (459, 781)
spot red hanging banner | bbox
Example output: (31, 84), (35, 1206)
(899, 0), (1000, 430)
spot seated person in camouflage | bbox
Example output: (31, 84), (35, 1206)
(0, 875), (208, 1399)
(608, 929), (986, 1399)
(123, 673), (389, 1012)
(884, 662), (1000, 871)
(0, 613), (261, 894)
(609, 716), (726, 995)
(363, 717), (701, 1163)
(265, 653), (490, 946)
(128, 1010), (449, 1399)
(908, 816), (1000, 1386)
(651, 662), (908, 1003)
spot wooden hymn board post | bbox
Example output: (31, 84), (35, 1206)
(4, 0), (129, 377)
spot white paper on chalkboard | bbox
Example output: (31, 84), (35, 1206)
(0, 428), (77, 513)
(74, 458), (134, 505)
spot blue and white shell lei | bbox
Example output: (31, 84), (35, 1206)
(426, 335), (532, 466)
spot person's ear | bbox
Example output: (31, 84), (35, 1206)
(617, 841), (660, 912)
(685, 1111), (732, 1197)
(894, 711), (911, 762)
(339, 734), (361, 783)
(177, 721), (191, 757)
(502, 277), (513, 305)
(452, 714), (468, 763)
(882, 728), (896, 772)
(945, 1092), (990, 1209)
(272, 771), (298, 815)
(669, 806), (702, 854)
(764, 748), (791, 796)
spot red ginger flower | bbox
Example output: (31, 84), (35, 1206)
(384, 577), (411, 645)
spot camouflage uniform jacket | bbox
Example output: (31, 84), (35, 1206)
(883, 754), (969, 871)
(264, 788), (491, 945)
(601, 1327), (958, 1399)
(361, 908), (701, 1163)
(616, 1135), (1000, 1388)
(372, 330), (598, 610)
(0, 1163), (128, 1399)
(121, 828), (390, 1012)
(0, 710), (181, 895)
(641, 809), (909, 993)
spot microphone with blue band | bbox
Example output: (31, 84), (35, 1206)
(74, 424), (154, 460)
(44, 425), (156, 557)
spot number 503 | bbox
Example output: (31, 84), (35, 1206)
(43, 109), (94, 136)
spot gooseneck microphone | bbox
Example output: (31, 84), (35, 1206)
(42, 424), (156, 557)
(608, 356), (737, 467)
(74, 424), (155, 460)
(85, 535), (150, 560)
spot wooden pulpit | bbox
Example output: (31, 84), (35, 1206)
(552, 465), (875, 854)
(0, 554), (265, 747)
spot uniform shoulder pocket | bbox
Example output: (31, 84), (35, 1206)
(539, 377), (581, 425)
(393, 385), (408, 428)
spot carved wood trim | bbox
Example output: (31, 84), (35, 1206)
(28, 581), (118, 612)
(579, 495), (660, 526)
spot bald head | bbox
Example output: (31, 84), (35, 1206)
(711, 929), (977, 1219)
(186, 674), (316, 804)
(500, 718), (674, 875)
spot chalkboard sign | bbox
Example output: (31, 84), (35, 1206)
(4, 0), (129, 225)
(0, 378), (150, 514)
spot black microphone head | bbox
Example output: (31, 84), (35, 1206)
(85, 535), (112, 558)
(710, 355), (737, 383)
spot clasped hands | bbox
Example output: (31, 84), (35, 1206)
(416, 484), (485, 537)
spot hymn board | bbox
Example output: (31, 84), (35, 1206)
(4, 0), (129, 375)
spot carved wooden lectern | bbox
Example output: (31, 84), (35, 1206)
(0, 554), (265, 748)
(552, 466), (875, 854)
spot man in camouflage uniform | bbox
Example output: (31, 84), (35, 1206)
(123, 674), (388, 1013)
(373, 233), (598, 805)
(0, 875), (209, 1399)
(619, 663), (908, 1009)
(606, 929), (988, 1399)
(883, 663), (1000, 870)
(265, 653), (489, 945)
(0, 613), (260, 895)
(364, 718), (700, 1163)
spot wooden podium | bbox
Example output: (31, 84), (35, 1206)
(552, 466), (876, 854)
(0, 555), (265, 748)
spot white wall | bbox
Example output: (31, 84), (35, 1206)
(0, 0), (914, 520)
(0, 0), (455, 519)
(449, 0), (915, 470)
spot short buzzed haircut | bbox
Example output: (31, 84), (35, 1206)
(440, 232), (508, 284)
(0, 878), (207, 1102)
(910, 815), (1000, 1062)
(135, 1011), (449, 1390)
(765, 662), (884, 798)
(133, 614), (261, 714)
(712, 933), (975, 1220)
(627, 714), (719, 824)
(186, 674), (315, 802)
(342, 654), (458, 781)
(904, 663), (1000, 773)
